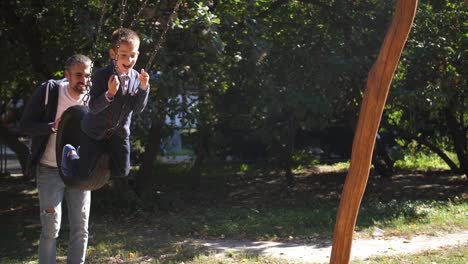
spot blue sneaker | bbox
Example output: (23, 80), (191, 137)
(61, 144), (76, 177)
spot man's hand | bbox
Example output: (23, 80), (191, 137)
(139, 69), (149, 90)
(108, 74), (120, 96)
(52, 117), (61, 133)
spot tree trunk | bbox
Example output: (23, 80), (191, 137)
(0, 124), (29, 175)
(188, 127), (207, 190)
(372, 136), (394, 177)
(330, 1), (418, 263)
(283, 115), (295, 186)
(445, 109), (467, 175)
(414, 134), (460, 172)
(390, 126), (460, 173)
(136, 110), (165, 194)
(188, 101), (209, 190)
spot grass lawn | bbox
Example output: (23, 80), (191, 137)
(353, 244), (468, 264)
(0, 161), (466, 263)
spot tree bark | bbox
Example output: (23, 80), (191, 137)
(188, 87), (210, 189)
(330, 1), (418, 263)
(284, 114), (295, 185)
(136, 109), (166, 193)
(372, 136), (394, 177)
(445, 109), (467, 175)
(407, 130), (460, 172)
(0, 124), (29, 175)
(188, 127), (207, 189)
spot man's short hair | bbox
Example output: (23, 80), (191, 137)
(65, 54), (92, 71)
(110, 28), (140, 50)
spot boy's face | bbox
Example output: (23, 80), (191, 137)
(65, 63), (91, 95)
(110, 41), (140, 74)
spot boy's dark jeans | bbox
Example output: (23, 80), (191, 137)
(69, 130), (130, 179)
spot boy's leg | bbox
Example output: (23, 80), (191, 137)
(37, 165), (65, 264)
(68, 132), (105, 180)
(65, 187), (91, 264)
(109, 135), (131, 177)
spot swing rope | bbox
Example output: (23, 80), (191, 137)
(129, 0), (150, 29)
(92, 0), (108, 62)
(57, 0), (182, 189)
(119, 0), (127, 29)
(145, 0), (182, 72)
(104, 0), (182, 138)
(113, 0), (128, 74)
(83, 0), (109, 106)
(109, 0), (182, 73)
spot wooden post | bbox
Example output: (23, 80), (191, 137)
(329, 0), (418, 263)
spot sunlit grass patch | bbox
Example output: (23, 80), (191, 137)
(158, 206), (337, 241)
(357, 198), (468, 236)
(191, 249), (303, 264)
(353, 244), (468, 264)
(394, 151), (458, 171)
(149, 198), (468, 242)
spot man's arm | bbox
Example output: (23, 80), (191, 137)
(20, 83), (55, 136)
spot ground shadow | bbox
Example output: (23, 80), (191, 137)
(0, 163), (466, 262)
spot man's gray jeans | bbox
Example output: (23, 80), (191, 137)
(37, 165), (91, 264)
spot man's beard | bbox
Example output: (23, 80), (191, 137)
(72, 83), (87, 94)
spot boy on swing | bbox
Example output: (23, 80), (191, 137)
(62, 28), (150, 180)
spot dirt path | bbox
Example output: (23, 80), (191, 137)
(192, 230), (468, 263)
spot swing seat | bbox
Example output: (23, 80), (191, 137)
(56, 105), (111, 190)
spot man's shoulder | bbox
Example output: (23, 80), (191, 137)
(35, 78), (66, 94)
(41, 78), (66, 87)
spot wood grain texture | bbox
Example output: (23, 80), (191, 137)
(329, 1), (418, 263)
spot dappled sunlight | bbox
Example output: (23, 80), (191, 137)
(365, 171), (467, 202)
(1, 163), (466, 263)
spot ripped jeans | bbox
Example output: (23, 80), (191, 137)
(37, 164), (91, 264)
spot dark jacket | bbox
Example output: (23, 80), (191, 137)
(20, 79), (64, 178)
(81, 64), (149, 140)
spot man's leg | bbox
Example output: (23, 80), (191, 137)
(37, 165), (65, 264)
(65, 188), (91, 264)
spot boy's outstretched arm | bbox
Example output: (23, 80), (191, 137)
(139, 69), (149, 89)
(88, 69), (119, 114)
(132, 69), (150, 113)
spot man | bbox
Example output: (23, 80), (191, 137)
(20, 54), (92, 264)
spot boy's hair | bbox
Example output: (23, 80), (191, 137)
(110, 28), (140, 50)
(65, 54), (92, 71)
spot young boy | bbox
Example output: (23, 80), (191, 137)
(62, 28), (150, 180)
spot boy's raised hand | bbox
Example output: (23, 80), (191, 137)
(108, 74), (120, 96)
(139, 69), (149, 90)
